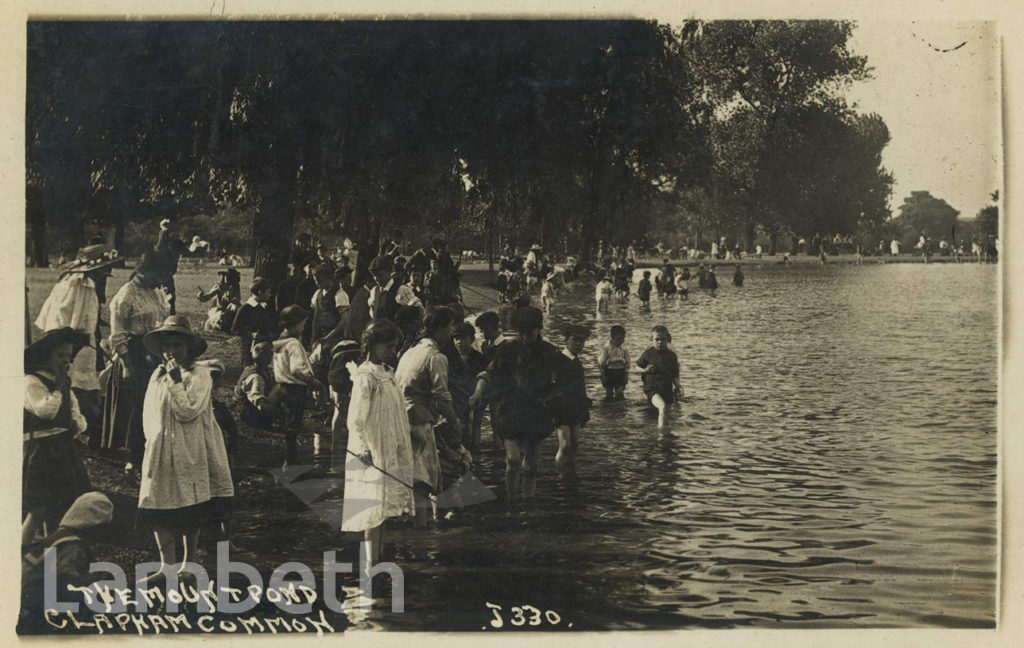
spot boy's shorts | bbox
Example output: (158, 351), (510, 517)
(602, 367), (627, 388)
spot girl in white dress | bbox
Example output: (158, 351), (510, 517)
(341, 320), (415, 566)
(137, 315), (233, 583)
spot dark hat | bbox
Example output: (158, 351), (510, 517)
(393, 305), (423, 324)
(564, 323), (591, 339)
(279, 304), (309, 328)
(134, 251), (165, 277)
(511, 306), (544, 330)
(143, 315), (208, 357)
(25, 327), (89, 370)
(252, 333), (275, 346)
(218, 267), (241, 283)
(58, 243), (123, 276)
(368, 255), (394, 272)
(250, 276), (272, 295)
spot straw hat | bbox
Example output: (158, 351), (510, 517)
(58, 243), (122, 276)
(142, 315), (208, 357)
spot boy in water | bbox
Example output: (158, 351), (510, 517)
(598, 324), (630, 401)
(637, 271), (652, 308)
(273, 305), (324, 468)
(637, 325), (681, 428)
(732, 264), (744, 287)
(540, 273), (557, 314)
(595, 275), (613, 312)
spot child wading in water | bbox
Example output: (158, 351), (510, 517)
(469, 306), (562, 501)
(637, 271), (652, 308)
(595, 275), (613, 312)
(551, 325), (592, 468)
(598, 325), (630, 401)
(341, 320), (414, 567)
(637, 325), (681, 428)
(540, 273), (557, 314)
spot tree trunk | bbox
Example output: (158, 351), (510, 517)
(26, 185), (47, 267)
(351, 212), (380, 290)
(744, 219), (756, 253)
(769, 231), (778, 256)
(252, 182), (296, 285)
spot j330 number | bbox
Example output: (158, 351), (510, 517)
(484, 602), (566, 628)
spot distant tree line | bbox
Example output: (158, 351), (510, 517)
(27, 19), (895, 281)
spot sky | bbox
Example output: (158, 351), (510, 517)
(845, 21), (1001, 220)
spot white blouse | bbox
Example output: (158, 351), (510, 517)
(24, 373), (87, 436)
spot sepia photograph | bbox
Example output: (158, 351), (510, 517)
(4, 1), (1014, 642)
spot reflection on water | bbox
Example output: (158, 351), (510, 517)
(343, 263), (997, 630)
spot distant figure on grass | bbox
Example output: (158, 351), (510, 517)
(637, 271), (652, 308)
(595, 275), (613, 312)
(891, 238), (901, 256)
(551, 324), (592, 469)
(598, 325), (630, 402)
(637, 325), (681, 428)
(341, 320), (415, 568)
(137, 316), (233, 585)
(198, 267), (241, 332)
(469, 306), (563, 502)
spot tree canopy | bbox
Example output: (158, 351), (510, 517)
(26, 19), (897, 273)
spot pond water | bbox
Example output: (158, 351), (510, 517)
(343, 263), (999, 630)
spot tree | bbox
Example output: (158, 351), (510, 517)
(976, 190), (998, 241)
(689, 20), (888, 250)
(896, 191), (960, 243)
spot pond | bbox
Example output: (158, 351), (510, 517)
(351, 262), (998, 630)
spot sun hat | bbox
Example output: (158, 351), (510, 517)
(530, 243), (542, 251)
(143, 315), (208, 357)
(25, 327), (90, 370)
(279, 304), (310, 328)
(58, 243), (123, 276)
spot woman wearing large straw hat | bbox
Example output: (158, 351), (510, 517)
(35, 242), (123, 445)
(99, 252), (170, 479)
(137, 315), (233, 582)
(23, 327), (92, 547)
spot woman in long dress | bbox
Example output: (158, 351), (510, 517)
(137, 315), (233, 581)
(341, 320), (414, 566)
(34, 243), (122, 444)
(100, 252), (169, 478)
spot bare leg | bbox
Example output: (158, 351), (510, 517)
(413, 483), (432, 528)
(180, 529), (199, 570)
(652, 394), (667, 428)
(555, 425), (571, 467)
(504, 439), (523, 503)
(521, 441), (541, 498)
